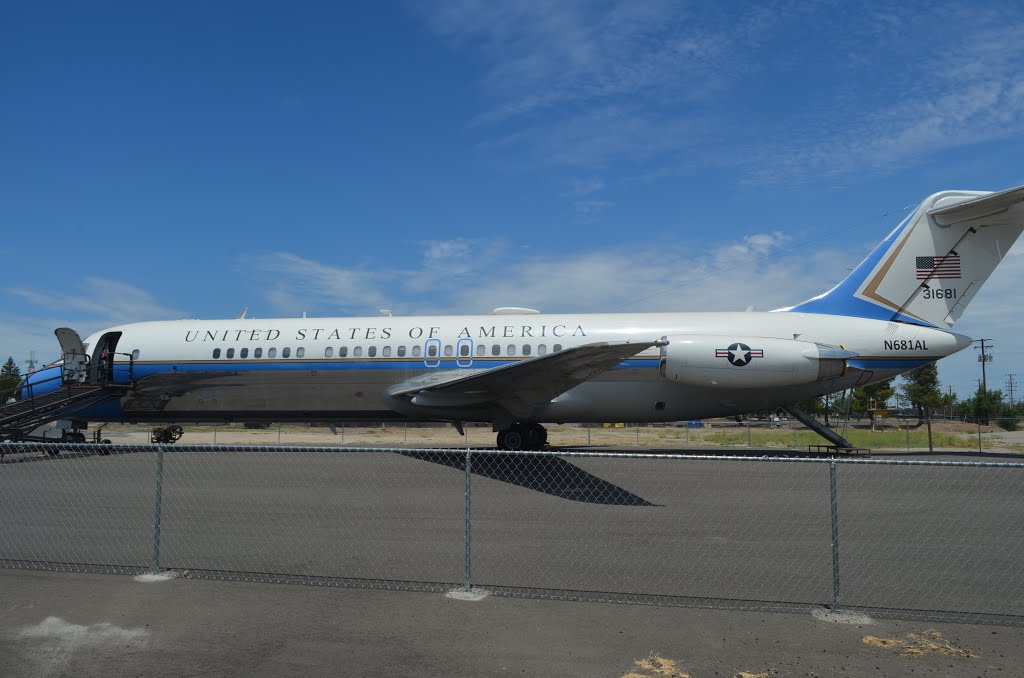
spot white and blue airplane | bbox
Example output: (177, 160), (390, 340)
(17, 184), (1024, 449)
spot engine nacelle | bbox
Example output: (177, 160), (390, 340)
(660, 335), (850, 388)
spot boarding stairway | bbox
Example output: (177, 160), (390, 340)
(782, 404), (859, 452)
(0, 356), (133, 442)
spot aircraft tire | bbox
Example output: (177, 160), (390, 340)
(524, 423), (547, 450)
(499, 427), (526, 451)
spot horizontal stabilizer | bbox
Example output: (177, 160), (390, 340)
(928, 184), (1024, 226)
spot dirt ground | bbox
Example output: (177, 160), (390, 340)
(56, 419), (1018, 452)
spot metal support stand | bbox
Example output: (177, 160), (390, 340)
(151, 445), (165, 573)
(464, 450), (472, 592)
(829, 460), (841, 610)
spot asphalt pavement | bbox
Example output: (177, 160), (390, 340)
(2, 445), (1023, 623)
(2, 569), (1021, 677)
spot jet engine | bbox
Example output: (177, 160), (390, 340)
(660, 335), (852, 388)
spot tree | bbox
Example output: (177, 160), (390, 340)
(852, 377), (895, 428)
(0, 357), (19, 380)
(901, 363), (942, 420)
(961, 388), (1005, 426)
(853, 378), (895, 412)
(0, 356), (21, 396)
(901, 362), (943, 451)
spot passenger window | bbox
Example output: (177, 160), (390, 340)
(522, 344), (532, 356)
(354, 346), (363, 357)
(226, 348), (235, 359)
(507, 344), (516, 356)
(553, 344), (562, 352)
(368, 346), (377, 357)
(254, 348), (263, 359)
(240, 348), (249, 359)
(325, 347), (333, 358)
(444, 345), (453, 357)
(296, 347), (305, 358)
(397, 346), (406, 357)
(476, 345), (485, 357)
(131, 349), (140, 360)
(427, 344), (438, 358)
(339, 346), (348, 357)
(383, 346), (392, 357)
(538, 344), (547, 355)
(460, 344), (471, 357)
(268, 348), (277, 358)
(282, 347), (291, 358)
(412, 345), (422, 357)
(213, 348), (221, 359)
(491, 345), (500, 356)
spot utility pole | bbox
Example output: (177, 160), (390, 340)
(974, 339), (993, 394)
(1008, 373), (1018, 407)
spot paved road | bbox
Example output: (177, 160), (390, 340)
(2, 569), (1021, 678)
(3, 444), (1024, 623)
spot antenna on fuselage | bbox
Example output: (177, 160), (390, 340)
(238, 307), (248, 319)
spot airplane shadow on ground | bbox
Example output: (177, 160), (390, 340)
(398, 451), (658, 506)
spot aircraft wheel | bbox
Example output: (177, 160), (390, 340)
(524, 423), (547, 450)
(499, 427), (526, 451)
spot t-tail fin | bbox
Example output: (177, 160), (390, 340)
(783, 184), (1024, 328)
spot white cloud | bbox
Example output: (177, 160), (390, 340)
(238, 228), (835, 318)
(7, 278), (187, 325)
(574, 200), (615, 217)
(240, 252), (393, 316)
(419, 1), (1024, 184)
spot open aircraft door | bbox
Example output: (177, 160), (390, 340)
(54, 327), (88, 383)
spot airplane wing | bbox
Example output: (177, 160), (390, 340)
(384, 340), (666, 413)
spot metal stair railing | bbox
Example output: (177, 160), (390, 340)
(0, 352), (135, 440)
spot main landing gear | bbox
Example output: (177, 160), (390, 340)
(496, 423), (548, 451)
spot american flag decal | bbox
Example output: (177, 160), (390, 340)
(916, 254), (961, 280)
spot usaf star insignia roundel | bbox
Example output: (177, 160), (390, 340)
(715, 342), (764, 367)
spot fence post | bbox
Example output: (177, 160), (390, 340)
(747, 421), (752, 447)
(464, 449), (472, 592)
(829, 459), (841, 610)
(977, 419), (982, 453)
(151, 444), (165, 574)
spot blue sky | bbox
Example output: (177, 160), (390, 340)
(3, 1), (1024, 399)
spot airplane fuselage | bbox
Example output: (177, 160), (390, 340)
(33, 310), (969, 426)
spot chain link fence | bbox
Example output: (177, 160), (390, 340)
(2, 442), (1024, 625)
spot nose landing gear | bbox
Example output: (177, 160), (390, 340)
(496, 422), (548, 451)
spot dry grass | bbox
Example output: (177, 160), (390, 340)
(91, 421), (1023, 452)
(863, 630), (976, 659)
(623, 654), (690, 678)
